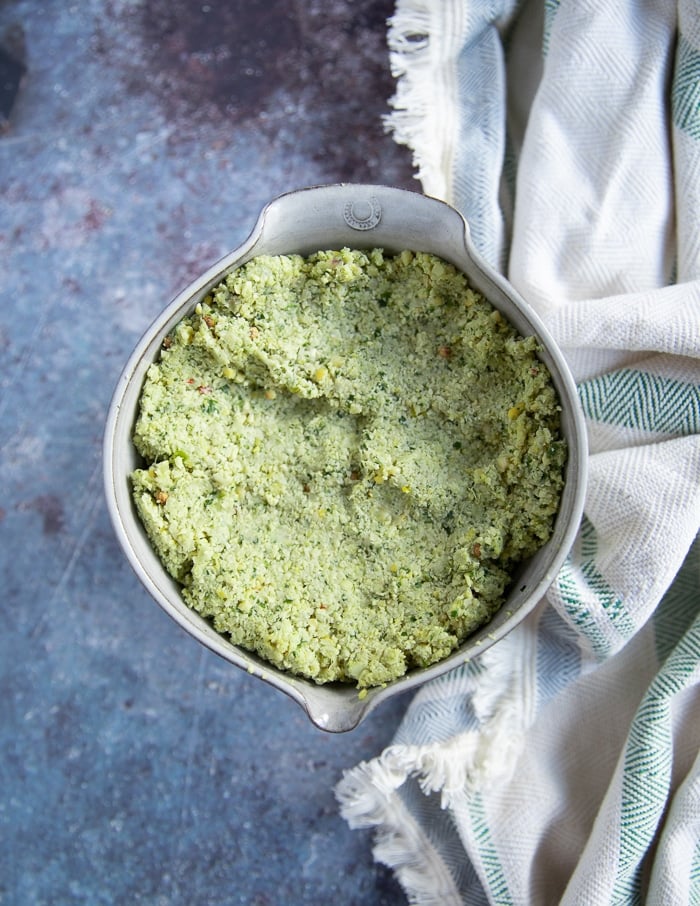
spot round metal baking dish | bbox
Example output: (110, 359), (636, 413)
(104, 184), (587, 732)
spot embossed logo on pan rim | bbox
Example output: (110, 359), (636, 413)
(343, 196), (382, 231)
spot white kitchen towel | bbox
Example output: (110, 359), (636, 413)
(336, 1), (700, 903)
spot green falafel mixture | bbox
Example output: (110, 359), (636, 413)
(131, 248), (566, 687)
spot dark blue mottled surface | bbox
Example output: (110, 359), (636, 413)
(0, 2), (417, 902)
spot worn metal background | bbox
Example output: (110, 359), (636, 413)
(0, 2), (418, 903)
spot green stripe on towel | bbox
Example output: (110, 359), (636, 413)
(673, 34), (700, 141)
(470, 793), (512, 904)
(578, 370), (700, 436)
(553, 517), (637, 658)
(613, 608), (700, 902)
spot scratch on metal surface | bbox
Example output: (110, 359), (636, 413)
(31, 459), (104, 639)
(168, 645), (207, 898)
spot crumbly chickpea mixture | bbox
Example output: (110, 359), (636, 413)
(131, 249), (566, 687)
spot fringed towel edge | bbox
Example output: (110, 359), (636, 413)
(336, 627), (539, 901)
(384, 0), (466, 203)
